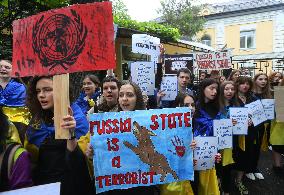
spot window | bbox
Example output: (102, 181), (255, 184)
(201, 35), (211, 46)
(240, 30), (255, 49)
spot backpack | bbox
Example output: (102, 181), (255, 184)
(0, 143), (21, 192)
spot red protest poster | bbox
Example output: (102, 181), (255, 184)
(12, 2), (115, 77)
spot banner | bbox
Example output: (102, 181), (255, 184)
(90, 108), (194, 193)
(194, 136), (218, 171)
(213, 119), (233, 149)
(164, 54), (194, 74)
(195, 52), (232, 70)
(12, 2), (115, 77)
(229, 107), (249, 135)
(131, 62), (155, 96)
(160, 75), (178, 101)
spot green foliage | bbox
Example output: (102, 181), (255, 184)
(159, 0), (205, 39)
(114, 16), (181, 41)
(111, 0), (130, 20)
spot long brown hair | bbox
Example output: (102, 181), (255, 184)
(253, 73), (272, 98)
(228, 69), (241, 81)
(118, 81), (146, 111)
(219, 81), (239, 114)
(26, 76), (75, 124)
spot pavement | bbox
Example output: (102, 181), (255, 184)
(231, 150), (284, 195)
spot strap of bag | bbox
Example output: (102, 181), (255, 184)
(0, 143), (21, 191)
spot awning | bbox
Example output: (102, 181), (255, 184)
(232, 52), (284, 61)
(166, 39), (216, 52)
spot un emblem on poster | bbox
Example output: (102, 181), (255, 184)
(32, 10), (87, 70)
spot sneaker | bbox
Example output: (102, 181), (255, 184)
(254, 172), (264, 180)
(235, 180), (249, 195)
(246, 173), (255, 180)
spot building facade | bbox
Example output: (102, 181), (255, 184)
(198, 0), (284, 75)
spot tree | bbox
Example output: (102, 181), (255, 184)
(111, 0), (130, 20)
(158, 0), (205, 39)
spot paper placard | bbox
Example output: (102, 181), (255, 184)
(261, 99), (275, 120)
(229, 107), (249, 135)
(132, 34), (160, 58)
(274, 86), (284, 122)
(213, 119), (233, 149)
(160, 75), (178, 101)
(0, 183), (60, 195)
(245, 100), (267, 126)
(194, 136), (218, 171)
(131, 62), (155, 95)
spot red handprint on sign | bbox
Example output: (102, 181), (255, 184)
(168, 136), (186, 157)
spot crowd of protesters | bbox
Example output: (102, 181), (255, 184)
(0, 56), (283, 195)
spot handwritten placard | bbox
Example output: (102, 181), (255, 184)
(274, 86), (284, 122)
(131, 62), (155, 95)
(195, 52), (232, 70)
(0, 183), (60, 195)
(213, 119), (233, 149)
(164, 54), (194, 74)
(132, 34), (160, 58)
(194, 136), (218, 171)
(261, 99), (275, 120)
(160, 75), (178, 101)
(229, 107), (249, 135)
(245, 100), (267, 126)
(90, 108), (193, 193)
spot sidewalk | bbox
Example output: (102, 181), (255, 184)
(231, 151), (284, 195)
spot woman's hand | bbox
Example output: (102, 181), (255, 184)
(248, 118), (253, 127)
(215, 153), (222, 163)
(86, 143), (94, 160)
(62, 107), (77, 152)
(232, 119), (238, 126)
(157, 90), (166, 105)
(190, 140), (197, 150)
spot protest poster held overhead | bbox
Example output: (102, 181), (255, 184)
(164, 54), (194, 74)
(131, 62), (155, 96)
(132, 34), (160, 59)
(195, 52), (232, 70)
(89, 108), (194, 193)
(12, 2), (115, 77)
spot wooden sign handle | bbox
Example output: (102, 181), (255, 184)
(53, 73), (70, 139)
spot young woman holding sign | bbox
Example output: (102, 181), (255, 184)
(217, 81), (242, 195)
(269, 79), (284, 178)
(25, 76), (93, 195)
(233, 76), (259, 194)
(251, 73), (272, 180)
(107, 81), (158, 195)
(0, 59), (30, 144)
(193, 78), (222, 195)
(75, 74), (101, 115)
